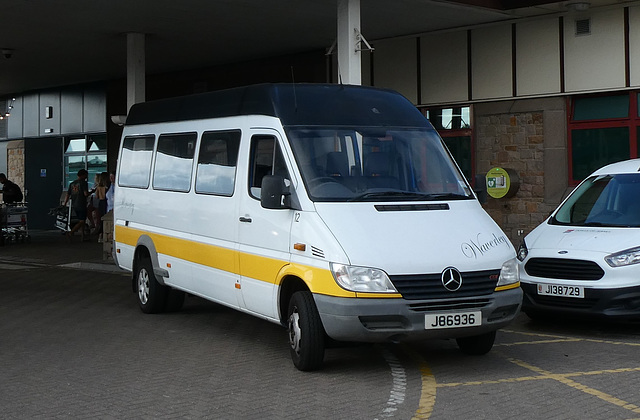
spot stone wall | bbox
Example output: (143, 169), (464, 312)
(475, 106), (563, 246)
(6, 140), (25, 194)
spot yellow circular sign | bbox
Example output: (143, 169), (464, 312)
(486, 167), (519, 199)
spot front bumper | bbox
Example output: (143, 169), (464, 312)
(521, 282), (640, 319)
(314, 288), (522, 342)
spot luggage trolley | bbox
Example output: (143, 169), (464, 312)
(1, 202), (29, 245)
(53, 202), (73, 232)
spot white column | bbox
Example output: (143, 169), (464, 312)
(126, 33), (145, 112)
(337, 0), (361, 85)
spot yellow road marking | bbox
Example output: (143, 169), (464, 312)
(508, 358), (640, 415)
(412, 361), (436, 420)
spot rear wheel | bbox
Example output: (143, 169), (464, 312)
(288, 291), (325, 371)
(456, 331), (496, 355)
(135, 257), (167, 314)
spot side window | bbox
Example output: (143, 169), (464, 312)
(195, 130), (241, 196)
(153, 132), (197, 192)
(249, 135), (290, 199)
(119, 135), (155, 188)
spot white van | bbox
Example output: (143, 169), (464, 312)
(518, 158), (640, 320)
(113, 83), (522, 370)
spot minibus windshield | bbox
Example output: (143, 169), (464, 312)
(550, 173), (640, 227)
(286, 127), (473, 202)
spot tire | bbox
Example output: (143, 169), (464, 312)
(287, 291), (325, 371)
(135, 257), (167, 314)
(164, 288), (186, 312)
(456, 330), (496, 355)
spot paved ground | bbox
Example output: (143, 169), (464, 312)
(1, 231), (640, 419)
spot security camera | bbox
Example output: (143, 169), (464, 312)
(2, 49), (13, 59)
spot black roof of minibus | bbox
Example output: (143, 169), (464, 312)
(125, 83), (429, 128)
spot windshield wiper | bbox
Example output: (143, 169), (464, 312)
(348, 191), (471, 202)
(421, 193), (472, 201)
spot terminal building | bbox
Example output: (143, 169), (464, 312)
(0, 0), (637, 242)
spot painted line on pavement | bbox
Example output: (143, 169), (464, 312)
(375, 348), (407, 419)
(508, 358), (640, 415)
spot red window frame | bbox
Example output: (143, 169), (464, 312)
(419, 107), (475, 186)
(567, 91), (640, 185)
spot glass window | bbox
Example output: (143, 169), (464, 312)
(427, 107), (470, 130)
(153, 132), (197, 192)
(118, 135), (155, 188)
(286, 127), (473, 202)
(573, 95), (629, 121)
(442, 136), (472, 181)
(195, 130), (241, 196)
(423, 106), (473, 184)
(552, 173), (640, 227)
(87, 154), (107, 186)
(65, 138), (86, 153)
(571, 127), (629, 181)
(64, 155), (86, 188)
(88, 134), (107, 152)
(249, 135), (289, 199)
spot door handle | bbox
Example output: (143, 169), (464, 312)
(239, 216), (252, 223)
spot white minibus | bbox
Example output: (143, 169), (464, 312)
(114, 83), (522, 370)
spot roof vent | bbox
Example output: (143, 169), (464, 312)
(575, 18), (591, 36)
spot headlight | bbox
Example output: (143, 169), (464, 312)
(497, 258), (519, 286)
(605, 246), (640, 267)
(516, 240), (528, 262)
(331, 263), (398, 293)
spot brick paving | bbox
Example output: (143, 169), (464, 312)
(1, 231), (640, 419)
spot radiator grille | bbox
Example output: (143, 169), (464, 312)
(525, 258), (604, 280)
(389, 269), (499, 300)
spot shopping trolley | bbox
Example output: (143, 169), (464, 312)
(1, 202), (29, 245)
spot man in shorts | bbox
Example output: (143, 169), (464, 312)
(63, 169), (90, 240)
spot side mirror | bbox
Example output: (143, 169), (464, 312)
(261, 175), (291, 209)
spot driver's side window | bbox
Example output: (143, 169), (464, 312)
(248, 135), (289, 199)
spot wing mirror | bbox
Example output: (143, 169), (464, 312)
(261, 175), (296, 209)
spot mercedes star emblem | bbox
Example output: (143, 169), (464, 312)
(441, 267), (463, 291)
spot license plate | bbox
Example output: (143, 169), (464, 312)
(425, 311), (482, 330)
(537, 283), (584, 298)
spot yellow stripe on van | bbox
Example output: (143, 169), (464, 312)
(116, 225), (356, 297)
(495, 282), (520, 292)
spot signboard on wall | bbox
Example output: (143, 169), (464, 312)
(486, 167), (519, 199)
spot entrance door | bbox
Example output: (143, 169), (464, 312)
(237, 131), (294, 318)
(25, 137), (64, 229)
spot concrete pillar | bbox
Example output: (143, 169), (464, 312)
(337, 0), (361, 85)
(127, 33), (145, 112)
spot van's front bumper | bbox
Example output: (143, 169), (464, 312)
(313, 288), (522, 342)
(521, 282), (640, 319)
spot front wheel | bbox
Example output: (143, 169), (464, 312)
(456, 331), (496, 355)
(135, 256), (167, 314)
(288, 291), (325, 371)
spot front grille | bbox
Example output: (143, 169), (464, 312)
(525, 258), (604, 280)
(389, 269), (499, 300)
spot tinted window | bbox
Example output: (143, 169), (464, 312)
(249, 135), (289, 199)
(119, 135), (155, 188)
(195, 130), (241, 196)
(153, 132), (197, 192)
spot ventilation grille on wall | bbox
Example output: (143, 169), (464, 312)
(575, 18), (591, 36)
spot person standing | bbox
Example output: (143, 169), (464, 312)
(0, 173), (24, 204)
(106, 171), (115, 213)
(63, 169), (90, 241)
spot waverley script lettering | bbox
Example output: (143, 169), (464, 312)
(461, 233), (509, 259)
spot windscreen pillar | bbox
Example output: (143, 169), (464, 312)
(337, 0), (362, 85)
(127, 32), (146, 112)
